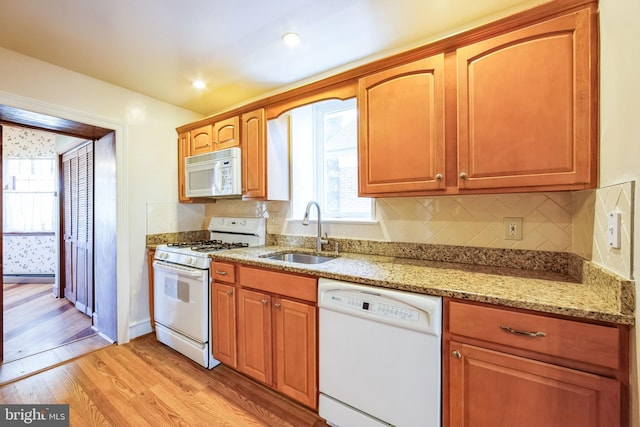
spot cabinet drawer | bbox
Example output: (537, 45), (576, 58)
(211, 262), (235, 284)
(239, 266), (317, 303)
(448, 301), (620, 370)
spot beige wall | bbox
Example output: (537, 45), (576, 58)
(0, 47), (202, 343)
(599, 1), (640, 424)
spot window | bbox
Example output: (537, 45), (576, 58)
(289, 98), (373, 221)
(2, 158), (56, 232)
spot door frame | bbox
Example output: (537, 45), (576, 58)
(0, 94), (130, 359)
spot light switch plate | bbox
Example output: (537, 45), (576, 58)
(607, 211), (621, 249)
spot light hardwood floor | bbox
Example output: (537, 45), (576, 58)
(0, 334), (329, 427)
(3, 282), (95, 362)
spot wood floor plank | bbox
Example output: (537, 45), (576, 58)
(3, 283), (95, 362)
(0, 335), (328, 427)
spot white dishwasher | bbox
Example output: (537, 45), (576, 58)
(318, 278), (442, 427)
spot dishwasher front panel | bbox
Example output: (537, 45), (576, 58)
(318, 279), (442, 427)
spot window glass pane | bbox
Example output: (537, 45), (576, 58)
(3, 157), (56, 232)
(289, 98), (372, 221)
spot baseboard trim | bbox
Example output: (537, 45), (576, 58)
(129, 318), (153, 340)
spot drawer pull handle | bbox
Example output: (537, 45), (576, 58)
(215, 270), (228, 275)
(500, 325), (547, 338)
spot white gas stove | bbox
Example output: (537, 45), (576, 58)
(153, 216), (265, 368)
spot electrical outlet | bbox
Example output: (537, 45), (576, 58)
(504, 217), (523, 240)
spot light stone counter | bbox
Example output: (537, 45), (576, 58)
(209, 245), (635, 325)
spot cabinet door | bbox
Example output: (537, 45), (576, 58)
(214, 116), (240, 150)
(189, 124), (213, 155)
(448, 341), (620, 427)
(457, 8), (595, 190)
(242, 109), (266, 199)
(358, 54), (445, 196)
(177, 131), (192, 202)
(211, 282), (237, 368)
(274, 297), (317, 409)
(237, 288), (272, 384)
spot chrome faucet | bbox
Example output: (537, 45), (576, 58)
(302, 201), (328, 251)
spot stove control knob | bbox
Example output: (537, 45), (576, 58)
(239, 220), (246, 226)
(185, 257), (193, 265)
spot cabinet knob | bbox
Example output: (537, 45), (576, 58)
(226, 290), (233, 296)
(435, 173), (443, 181)
(274, 303), (282, 309)
(459, 172), (467, 180)
(452, 350), (462, 359)
(261, 299), (268, 305)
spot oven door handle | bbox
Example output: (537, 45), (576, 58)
(153, 261), (206, 277)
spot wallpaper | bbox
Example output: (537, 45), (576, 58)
(3, 234), (56, 275)
(2, 125), (57, 276)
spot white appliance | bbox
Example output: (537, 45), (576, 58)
(185, 147), (242, 198)
(153, 217), (266, 368)
(318, 278), (442, 427)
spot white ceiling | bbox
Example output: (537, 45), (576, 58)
(0, 0), (547, 115)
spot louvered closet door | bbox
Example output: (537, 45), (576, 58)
(61, 144), (94, 316)
(62, 151), (78, 304)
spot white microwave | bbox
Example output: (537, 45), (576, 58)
(185, 147), (242, 198)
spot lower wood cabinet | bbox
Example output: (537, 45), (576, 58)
(448, 341), (620, 427)
(211, 261), (237, 367)
(444, 298), (628, 427)
(215, 263), (318, 410)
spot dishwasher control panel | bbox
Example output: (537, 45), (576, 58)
(330, 294), (420, 321)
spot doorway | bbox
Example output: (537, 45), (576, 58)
(0, 104), (118, 366)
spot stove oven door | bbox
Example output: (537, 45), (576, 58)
(153, 260), (209, 343)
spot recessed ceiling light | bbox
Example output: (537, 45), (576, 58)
(282, 32), (301, 47)
(192, 80), (206, 89)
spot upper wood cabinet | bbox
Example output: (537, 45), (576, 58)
(177, 2), (598, 198)
(189, 124), (213, 155)
(213, 116), (240, 150)
(187, 116), (239, 157)
(177, 131), (192, 202)
(358, 54), (446, 196)
(242, 109), (266, 199)
(241, 108), (289, 201)
(456, 7), (596, 191)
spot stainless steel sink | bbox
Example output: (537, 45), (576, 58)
(260, 251), (337, 264)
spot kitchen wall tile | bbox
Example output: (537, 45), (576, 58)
(591, 181), (634, 279)
(205, 192), (576, 253)
(571, 190), (595, 259)
(146, 202), (205, 234)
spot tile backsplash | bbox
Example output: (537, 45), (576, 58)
(204, 193), (576, 252)
(150, 184), (635, 281)
(146, 202), (206, 234)
(591, 181), (634, 279)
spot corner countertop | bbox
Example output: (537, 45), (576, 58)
(208, 245), (635, 326)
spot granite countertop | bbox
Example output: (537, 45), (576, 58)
(208, 245), (635, 325)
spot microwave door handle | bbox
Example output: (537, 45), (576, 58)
(213, 161), (223, 194)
